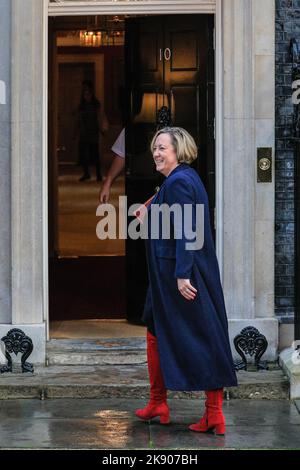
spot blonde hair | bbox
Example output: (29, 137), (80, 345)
(150, 127), (198, 164)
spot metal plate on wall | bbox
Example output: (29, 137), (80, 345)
(257, 147), (272, 183)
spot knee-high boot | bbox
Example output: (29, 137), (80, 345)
(189, 389), (225, 435)
(135, 330), (170, 424)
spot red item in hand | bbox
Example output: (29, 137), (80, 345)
(133, 194), (156, 223)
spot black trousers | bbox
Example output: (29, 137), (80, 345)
(79, 141), (101, 179)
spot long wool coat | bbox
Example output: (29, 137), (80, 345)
(142, 163), (238, 391)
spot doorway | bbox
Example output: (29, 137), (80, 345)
(125, 14), (215, 322)
(48, 16), (126, 332)
(48, 13), (215, 334)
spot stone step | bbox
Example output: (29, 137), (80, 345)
(46, 338), (147, 366)
(0, 363), (289, 400)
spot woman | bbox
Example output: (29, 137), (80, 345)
(135, 127), (237, 435)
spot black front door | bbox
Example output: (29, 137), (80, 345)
(125, 14), (215, 323)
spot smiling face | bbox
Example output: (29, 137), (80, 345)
(152, 133), (179, 177)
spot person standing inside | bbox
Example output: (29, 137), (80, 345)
(135, 127), (237, 435)
(78, 81), (103, 182)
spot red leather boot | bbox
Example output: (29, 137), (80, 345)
(135, 330), (170, 424)
(189, 389), (225, 435)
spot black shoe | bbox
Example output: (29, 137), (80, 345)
(79, 174), (91, 181)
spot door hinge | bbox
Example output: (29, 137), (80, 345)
(214, 207), (216, 230)
(213, 27), (216, 50)
(214, 117), (216, 140)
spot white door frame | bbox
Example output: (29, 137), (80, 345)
(43, 0), (223, 338)
(48, 0), (216, 15)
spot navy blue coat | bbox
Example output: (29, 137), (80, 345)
(142, 163), (237, 391)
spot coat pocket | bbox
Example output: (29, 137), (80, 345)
(155, 243), (176, 259)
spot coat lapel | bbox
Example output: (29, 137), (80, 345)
(149, 163), (190, 208)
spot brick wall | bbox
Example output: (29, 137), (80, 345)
(275, 0), (298, 322)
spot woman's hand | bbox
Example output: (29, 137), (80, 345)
(177, 279), (197, 301)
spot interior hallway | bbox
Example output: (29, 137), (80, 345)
(58, 165), (125, 257)
(49, 164), (126, 321)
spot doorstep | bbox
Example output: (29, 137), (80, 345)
(0, 338), (290, 400)
(0, 365), (289, 400)
(46, 338), (147, 366)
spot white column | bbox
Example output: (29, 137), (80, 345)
(11, 0), (45, 325)
(253, 0), (275, 319)
(222, 0), (256, 320)
(0, 0), (11, 324)
(221, 0), (277, 360)
(9, 0), (46, 362)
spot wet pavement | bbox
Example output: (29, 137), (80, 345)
(0, 398), (300, 450)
